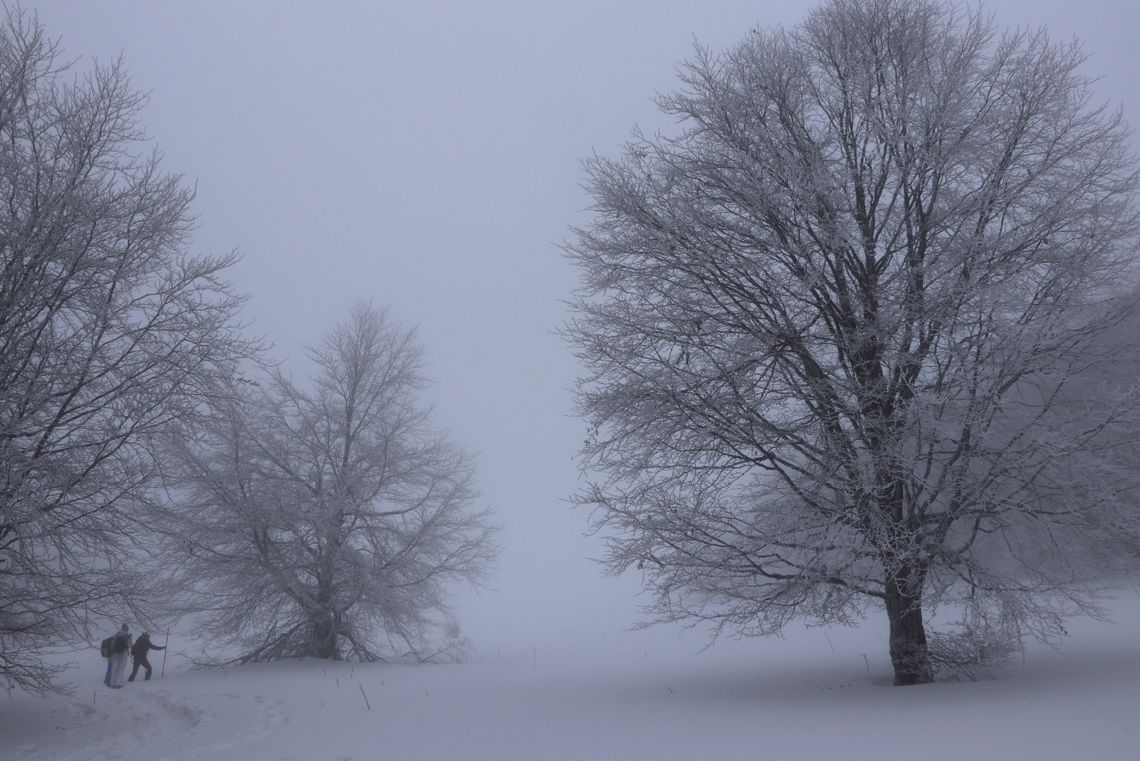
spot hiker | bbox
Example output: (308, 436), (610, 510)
(103, 642), (114, 688)
(108, 623), (132, 688)
(101, 626), (127, 687)
(128, 631), (165, 682)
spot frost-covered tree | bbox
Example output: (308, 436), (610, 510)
(162, 305), (497, 663)
(565, 0), (1140, 685)
(0, 8), (249, 693)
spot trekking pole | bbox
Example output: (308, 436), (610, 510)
(161, 627), (170, 679)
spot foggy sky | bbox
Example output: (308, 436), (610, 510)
(26, 0), (1140, 655)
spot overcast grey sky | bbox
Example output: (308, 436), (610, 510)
(27, 0), (1140, 655)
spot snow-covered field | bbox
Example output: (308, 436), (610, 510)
(5, 587), (1139, 761)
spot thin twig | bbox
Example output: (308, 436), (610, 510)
(359, 683), (371, 711)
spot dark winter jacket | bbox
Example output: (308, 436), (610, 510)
(130, 634), (165, 659)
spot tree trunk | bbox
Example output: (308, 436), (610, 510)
(884, 565), (933, 686)
(309, 611), (338, 660)
(309, 580), (339, 660)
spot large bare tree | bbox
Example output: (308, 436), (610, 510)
(0, 8), (249, 692)
(566, 0), (1140, 685)
(162, 305), (497, 664)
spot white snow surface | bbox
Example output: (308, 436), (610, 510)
(4, 588), (1139, 761)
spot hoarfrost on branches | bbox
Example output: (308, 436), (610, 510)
(565, 0), (1140, 685)
(0, 7), (250, 693)
(161, 305), (498, 664)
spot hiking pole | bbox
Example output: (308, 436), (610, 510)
(161, 627), (169, 679)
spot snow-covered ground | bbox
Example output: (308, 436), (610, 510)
(4, 587), (1139, 761)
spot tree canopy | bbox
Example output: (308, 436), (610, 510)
(161, 305), (498, 664)
(566, 0), (1140, 684)
(0, 7), (249, 693)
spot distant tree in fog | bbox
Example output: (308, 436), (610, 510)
(0, 8), (249, 693)
(565, 0), (1140, 685)
(162, 305), (497, 663)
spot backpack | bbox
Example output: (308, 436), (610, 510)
(100, 637), (114, 658)
(113, 633), (129, 654)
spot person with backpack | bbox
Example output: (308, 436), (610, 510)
(128, 631), (165, 682)
(101, 634), (115, 688)
(107, 623), (132, 688)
